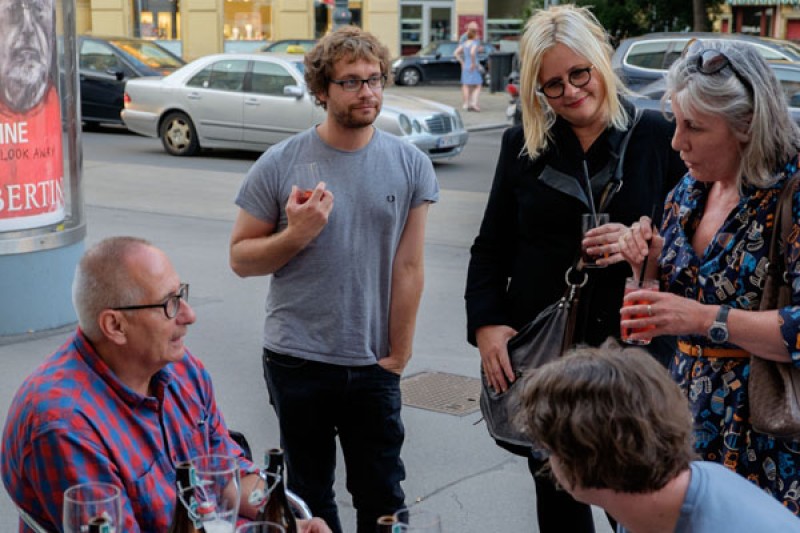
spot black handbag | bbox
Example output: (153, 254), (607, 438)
(478, 110), (642, 452)
(750, 174), (800, 439)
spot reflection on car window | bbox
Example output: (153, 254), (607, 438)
(111, 40), (183, 69)
(775, 67), (800, 107)
(751, 44), (787, 61)
(187, 60), (247, 92)
(80, 41), (121, 72)
(626, 41), (676, 70)
(438, 43), (458, 55)
(250, 61), (296, 96)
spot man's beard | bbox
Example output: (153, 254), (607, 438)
(331, 100), (380, 129)
(2, 52), (50, 113)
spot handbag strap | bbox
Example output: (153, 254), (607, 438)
(766, 173), (800, 291)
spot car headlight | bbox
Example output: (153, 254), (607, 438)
(412, 119), (422, 133)
(453, 112), (464, 129)
(398, 114), (412, 135)
(392, 58), (403, 69)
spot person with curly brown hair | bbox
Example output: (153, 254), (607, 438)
(230, 25), (438, 533)
(516, 342), (800, 533)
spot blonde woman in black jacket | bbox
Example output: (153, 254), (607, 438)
(464, 6), (685, 532)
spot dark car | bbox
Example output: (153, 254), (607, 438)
(630, 60), (800, 123)
(76, 35), (185, 128)
(613, 32), (800, 93)
(258, 39), (316, 53)
(391, 40), (493, 86)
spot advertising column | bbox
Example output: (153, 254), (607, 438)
(0, 0), (86, 337)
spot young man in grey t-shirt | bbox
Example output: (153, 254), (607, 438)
(229, 26), (438, 533)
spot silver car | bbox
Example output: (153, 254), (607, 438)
(121, 53), (468, 159)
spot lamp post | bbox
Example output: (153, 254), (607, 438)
(333, 0), (351, 28)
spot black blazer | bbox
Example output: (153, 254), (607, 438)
(465, 103), (686, 349)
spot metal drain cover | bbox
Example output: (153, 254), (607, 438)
(400, 371), (481, 416)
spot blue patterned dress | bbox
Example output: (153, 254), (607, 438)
(660, 156), (800, 514)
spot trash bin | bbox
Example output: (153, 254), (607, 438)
(489, 52), (515, 93)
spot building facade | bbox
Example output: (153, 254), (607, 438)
(718, 1), (800, 41)
(75, 0), (526, 59)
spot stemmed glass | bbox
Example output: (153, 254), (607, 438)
(62, 482), (122, 533)
(393, 507), (442, 533)
(191, 454), (241, 533)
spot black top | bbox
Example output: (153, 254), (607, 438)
(465, 102), (686, 349)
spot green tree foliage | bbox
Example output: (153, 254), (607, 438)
(520, 0), (725, 44)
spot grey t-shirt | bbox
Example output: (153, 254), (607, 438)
(235, 127), (439, 366)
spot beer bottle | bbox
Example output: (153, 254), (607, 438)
(376, 514), (398, 533)
(256, 448), (297, 533)
(87, 515), (112, 533)
(168, 461), (199, 533)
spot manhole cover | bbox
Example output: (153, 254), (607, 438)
(400, 371), (481, 416)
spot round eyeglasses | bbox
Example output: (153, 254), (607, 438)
(112, 283), (189, 319)
(538, 66), (594, 99)
(330, 75), (387, 92)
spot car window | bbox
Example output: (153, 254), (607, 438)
(110, 39), (184, 70)
(250, 61), (296, 96)
(437, 43), (458, 56)
(774, 67), (800, 107)
(625, 40), (680, 70)
(418, 42), (438, 55)
(80, 41), (122, 72)
(750, 43), (789, 61)
(186, 60), (247, 92)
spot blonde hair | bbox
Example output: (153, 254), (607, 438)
(519, 5), (630, 159)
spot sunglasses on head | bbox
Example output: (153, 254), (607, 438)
(682, 39), (754, 98)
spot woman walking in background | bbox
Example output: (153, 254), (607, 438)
(455, 22), (483, 111)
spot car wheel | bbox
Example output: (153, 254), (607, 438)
(160, 111), (199, 156)
(399, 67), (421, 87)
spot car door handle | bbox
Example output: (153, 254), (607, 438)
(187, 92), (201, 100)
(244, 98), (260, 106)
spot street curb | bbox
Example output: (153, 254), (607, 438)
(467, 123), (509, 133)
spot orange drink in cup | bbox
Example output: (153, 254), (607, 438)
(621, 277), (659, 345)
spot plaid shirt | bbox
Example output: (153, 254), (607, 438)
(1, 329), (254, 532)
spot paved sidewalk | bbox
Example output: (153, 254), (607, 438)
(387, 82), (511, 132)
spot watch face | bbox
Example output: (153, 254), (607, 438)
(709, 324), (728, 343)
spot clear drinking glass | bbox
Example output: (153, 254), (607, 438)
(621, 277), (660, 345)
(293, 162), (320, 204)
(236, 522), (287, 533)
(62, 482), (122, 533)
(191, 455), (241, 533)
(393, 507), (442, 533)
(581, 213), (611, 267)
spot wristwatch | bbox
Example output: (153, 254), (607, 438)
(708, 305), (731, 344)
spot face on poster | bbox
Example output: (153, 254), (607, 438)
(0, 0), (65, 232)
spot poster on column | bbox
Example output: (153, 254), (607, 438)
(0, 0), (64, 232)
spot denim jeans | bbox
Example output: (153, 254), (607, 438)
(262, 349), (406, 533)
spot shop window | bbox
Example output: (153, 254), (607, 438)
(133, 0), (180, 40)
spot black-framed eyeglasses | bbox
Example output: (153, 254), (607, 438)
(112, 283), (189, 319)
(329, 75), (387, 92)
(682, 39), (754, 98)
(537, 66), (594, 99)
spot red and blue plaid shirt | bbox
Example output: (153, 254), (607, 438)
(1, 329), (254, 532)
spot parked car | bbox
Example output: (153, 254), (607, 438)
(612, 32), (800, 92)
(258, 39), (316, 53)
(75, 35), (185, 128)
(391, 40), (493, 86)
(630, 60), (800, 123)
(121, 53), (468, 159)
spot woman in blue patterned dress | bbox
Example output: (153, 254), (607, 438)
(616, 39), (800, 513)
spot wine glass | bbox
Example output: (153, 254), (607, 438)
(191, 454), (241, 533)
(62, 482), (122, 533)
(393, 507), (442, 533)
(236, 522), (287, 533)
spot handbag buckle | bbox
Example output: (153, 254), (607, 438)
(564, 267), (588, 289)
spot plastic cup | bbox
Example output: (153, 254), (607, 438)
(581, 213), (610, 267)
